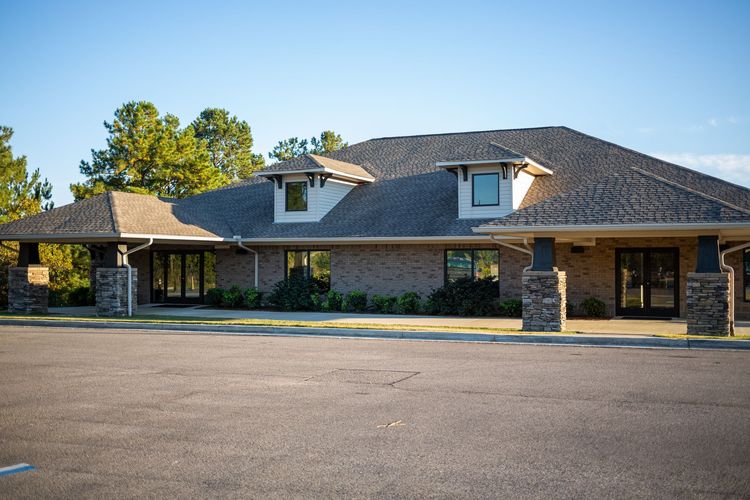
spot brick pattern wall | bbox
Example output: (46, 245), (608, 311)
(686, 272), (730, 335)
(8, 266), (49, 313)
(522, 271), (566, 331)
(96, 268), (138, 317)
(127, 250), (151, 304)
(208, 237), (750, 321)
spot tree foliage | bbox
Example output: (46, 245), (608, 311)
(190, 108), (264, 181)
(70, 101), (229, 200)
(0, 126), (53, 223)
(269, 130), (347, 162)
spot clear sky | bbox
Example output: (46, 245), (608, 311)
(1, 0), (749, 205)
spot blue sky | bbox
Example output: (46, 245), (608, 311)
(1, 0), (748, 205)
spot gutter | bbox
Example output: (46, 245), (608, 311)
(122, 238), (153, 317)
(490, 235), (534, 272)
(473, 222), (750, 234)
(235, 237), (259, 289)
(719, 242), (750, 336)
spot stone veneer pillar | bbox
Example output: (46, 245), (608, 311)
(8, 266), (49, 313)
(96, 267), (137, 317)
(686, 272), (730, 336)
(522, 270), (567, 332)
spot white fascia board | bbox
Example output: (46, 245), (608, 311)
(436, 158), (524, 167)
(522, 158), (553, 175)
(473, 222), (750, 233)
(255, 167), (373, 183)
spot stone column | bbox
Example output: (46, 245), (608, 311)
(686, 272), (730, 336)
(8, 266), (49, 313)
(686, 235), (731, 336)
(96, 267), (137, 317)
(522, 270), (567, 332)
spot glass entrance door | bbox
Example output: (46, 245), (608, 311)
(151, 251), (216, 304)
(616, 248), (679, 317)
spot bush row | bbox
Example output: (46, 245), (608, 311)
(209, 276), (608, 318)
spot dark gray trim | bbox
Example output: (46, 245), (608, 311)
(530, 238), (555, 271)
(18, 242), (40, 266)
(695, 235), (722, 273)
(471, 172), (500, 207)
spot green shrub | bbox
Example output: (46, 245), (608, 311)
(68, 286), (94, 306)
(372, 294), (397, 314)
(322, 290), (343, 312)
(343, 290), (367, 312)
(498, 298), (522, 318)
(428, 277), (499, 316)
(222, 286), (246, 308)
(310, 292), (323, 311)
(206, 287), (224, 307)
(580, 297), (606, 318)
(567, 302), (576, 318)
(244, 288), (263, 309)
(396, 292), (421, 314)
(267, 276), (320, 311)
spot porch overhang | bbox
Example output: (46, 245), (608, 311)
(472, 222), (750, 242)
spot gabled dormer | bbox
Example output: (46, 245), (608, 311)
(436, 143), (552, 219)
(256, 154), (375, 223)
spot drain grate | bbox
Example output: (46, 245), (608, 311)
(309, 369), (419, 385)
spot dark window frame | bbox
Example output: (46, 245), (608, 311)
(285, 181), (308, 212)
(284, 249), (331, 290)
(744, 249), (750, 302)
(150, 250), (215, 304)
(444, 248), (500, 284)
(471, 172), (500, 207)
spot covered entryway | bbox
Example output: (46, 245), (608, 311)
(616, 248), (679, 317)
(151, 251), (216, 304)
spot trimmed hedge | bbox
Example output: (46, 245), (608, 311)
(372, 294), (397, 314)
(580, 297), (606, 317)
(396, 292), (421, 314)
(428, 277), (499, 316)
(343, 290), (367, 312)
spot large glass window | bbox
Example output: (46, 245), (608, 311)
(472, 173), (499, 206)
(286, 250), (331, 290)
(445, 249), (500, 283)
(744, 249), (750, 301)
(151, 251), (216, 304)
(286, 181), (308, 211)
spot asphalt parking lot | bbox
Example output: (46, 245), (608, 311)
(1, 326), (749, 498)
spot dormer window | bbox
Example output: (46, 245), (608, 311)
(472, 173), (500, 207)
(286, 181), (308, 212)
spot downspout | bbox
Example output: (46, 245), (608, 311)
(490, 235), (534, 271)
(122, 238), (153, 317)
(719, 241), (750, 337)
(235, 237), (259, 289)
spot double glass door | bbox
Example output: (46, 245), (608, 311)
(616, 248), (679, 317)
(152, 251), (216, 303)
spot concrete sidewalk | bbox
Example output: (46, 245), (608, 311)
(49, 305), (750, 336)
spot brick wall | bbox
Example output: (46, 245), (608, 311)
(204, 237), (750, 320)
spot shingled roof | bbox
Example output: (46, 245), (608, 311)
(1, 126), (748, 241)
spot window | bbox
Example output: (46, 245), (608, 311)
(286, 181), (308, 211)
(472, 173), (499, 206)
(286, 250), (331, 290)
(744, 249), (750, 301)
(445, 249), (499, 283)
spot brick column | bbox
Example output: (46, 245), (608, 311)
(686, 272), (730, 336)
(522, 270), (567, 332)
(96, 268), (137, 317)
(8, 266), (49, 313)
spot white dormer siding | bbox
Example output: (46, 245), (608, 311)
(273, 174), (355, 223)
(456, 164), (538, 219)
(512, 169), (535, 209)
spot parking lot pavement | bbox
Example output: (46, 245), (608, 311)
(1, 326), (749, 498)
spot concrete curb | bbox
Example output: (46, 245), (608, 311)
(0, 318), (749, 350)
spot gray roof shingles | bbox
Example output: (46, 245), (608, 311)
(1, 126), (748, 240)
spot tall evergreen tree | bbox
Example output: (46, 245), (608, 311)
(70, 101), (227, 200)
(0, 125), (53, 223)
(191, 108), (264, 181)
(269, 130), (348, 162)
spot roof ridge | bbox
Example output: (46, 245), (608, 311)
(628, 166), (750, 217)
(558, 126), (750, 197)
(368, 126), (564, 142)
(105, 191), (119, 233)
